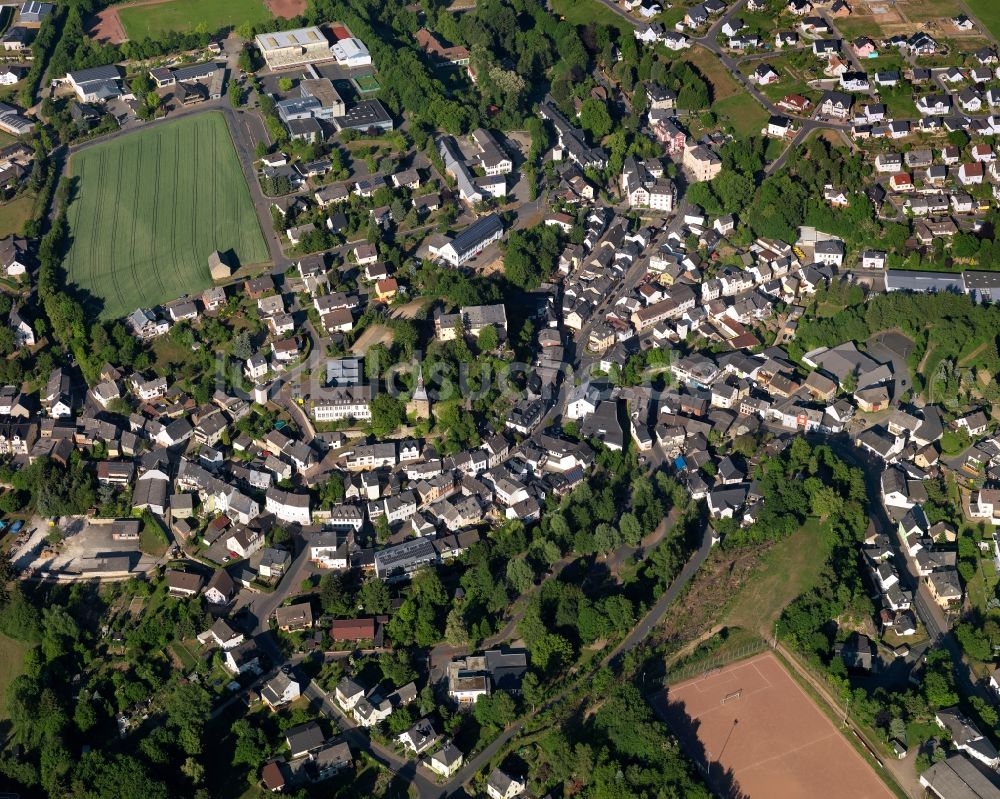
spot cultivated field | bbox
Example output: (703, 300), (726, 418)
(65, 113), (269, 320)
(657, 652), (896, 799)
(116, 0), (273, 39)
(840, 0), (983, 40)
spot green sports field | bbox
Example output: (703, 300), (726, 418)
(117, 0), (273, 39)
(65, 112), (269, 320)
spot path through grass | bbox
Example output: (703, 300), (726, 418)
(720, 517), (833, 635)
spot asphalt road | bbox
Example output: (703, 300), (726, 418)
(303, 681), (447, 798)
(248, 544), (313, 638)
(826, 437), (988, 708)
(248, 501), (711, 799)
(447, 513), (712, 798)
(606, 516), (711, 668)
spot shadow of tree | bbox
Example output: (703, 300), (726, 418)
(655, 688), (750, 799)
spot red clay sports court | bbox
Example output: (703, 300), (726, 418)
(657, 651), (896, 799)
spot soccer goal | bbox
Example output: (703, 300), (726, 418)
(721, 689), (743, 704)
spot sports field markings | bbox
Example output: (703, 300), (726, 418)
(138, 134), (160, 300)
(750, 659), (773, 689)
(738, 727), (846, 772)
(191, 117), (200, 286)
(169, 124), (180, 301)
(683, 671), (771, 710)
(664, 652), (896, 799)
(92, 149), (125, 313)
(211, 119), (217, 262)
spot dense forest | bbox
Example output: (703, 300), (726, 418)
(719, 437), (867, 549)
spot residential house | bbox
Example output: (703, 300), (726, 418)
(487, 769), (527, 799)
(204, 569), (235, 605)
(428, 743), (463, 778)
(166, 570), (203, 598)
(275, 602), (313, 632)
(286, 721), (324, 759)
(262, 671), (301, 710)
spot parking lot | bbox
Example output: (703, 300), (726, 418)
(12, 515), (158, 577)
(259, 62), (377, 104)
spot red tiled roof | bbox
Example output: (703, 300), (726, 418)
(261, 761), (284, 790)
(330, 618), (376, 640)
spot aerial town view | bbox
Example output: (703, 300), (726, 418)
(7, 0), (1000, 797)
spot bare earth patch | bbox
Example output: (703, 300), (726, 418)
(265, 0), (305, 19)
(390, 299), (428, 320)
(479, 256), (505, 277)
(87, 0), (189, 44)
(88, 5), (128, 44)
(351, 324), (394, 355)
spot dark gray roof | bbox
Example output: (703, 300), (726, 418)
(335, 99), (393, 131)
(885, 270), (964, 293)
(448, 214), (504, 258)
(919, 755), (1000, 799)
(288, 117), (322, 136)
(171, 61), (221, 82)
(821, 90), (852, 108)
(286, 721), (324, 754)
(374, 536), (437, 576)
(433, 741), (463, 766)
(68, 65), (122, 84)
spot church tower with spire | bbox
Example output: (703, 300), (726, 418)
(407, 364), (431, 420)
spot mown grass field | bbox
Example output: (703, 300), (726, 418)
(65, 112), (268, 320)
(118, 0), (272, 39)
(140, 520), (169, 556)
(967, 0), (1000, 42)
(685, 45), (743, 101)
(0, 193), (35, 238)
(682, 45), (769, 136)
(721, 517), (833, 635)
(904, 0), (962, 23)
(713, 92), (769, 137)
(550, 0), (634, 35)
(0, 631), (28, 720)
